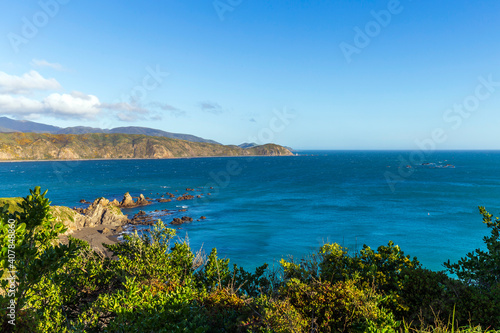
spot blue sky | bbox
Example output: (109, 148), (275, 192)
(0, 0), (499, 149)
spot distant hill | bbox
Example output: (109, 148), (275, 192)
(239, 142), (295, 151)
(0, 117), (61, 133)
(0, 117), (219, 145)
(56, 126), (106, 135)
(0, 133), (293, 160)
(239, 142), (258, 149)
(108, 127), (220, 144)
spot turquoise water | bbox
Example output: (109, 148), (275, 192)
(1, 151), (500, 271)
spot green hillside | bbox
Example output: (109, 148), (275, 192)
(0, 132), (293, 160)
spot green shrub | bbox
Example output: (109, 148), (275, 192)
(196, 247), (271, 298)
(244, 295), (307, 333)
(0, 187), (78, 332)
(197, 288), (249, 332)
(282, 278), (399, 332)
(281, 240), (420, 318)
(445, 206), (500, 289)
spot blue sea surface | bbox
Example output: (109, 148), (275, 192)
(1, 150), (500, 272)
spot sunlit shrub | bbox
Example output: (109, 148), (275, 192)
(282, 278), (399, 332)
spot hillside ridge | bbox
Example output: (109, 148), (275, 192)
(0, 117), (219, 144)
(0, 132), (293, 160)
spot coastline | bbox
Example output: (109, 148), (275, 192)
(0, 154), (297, 163)
(60, 225), (121, 258)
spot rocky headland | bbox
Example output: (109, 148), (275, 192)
(0, 132), (293, 160)
(1, 188), (211, 257)
(53, 190), (208, 256)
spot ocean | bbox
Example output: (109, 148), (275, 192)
(1, 150), (500, 272)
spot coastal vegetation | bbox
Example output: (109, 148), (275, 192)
(1, 187), (500, 332)
(0, 133), (293, 160)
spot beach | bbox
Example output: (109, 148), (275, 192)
(59, 226), (120, 258)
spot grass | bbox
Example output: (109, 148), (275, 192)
(405, 325), (499, 333)
(51, 206), (76, 224)
(402, 306), (499, 333)
(0, 197), (23, 214)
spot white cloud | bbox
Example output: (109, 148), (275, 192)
(43, 92), (101, 118)
(0, 70), (61, 95)
(0, 94), (44, 114)
(0, 70), (167, 122)
(0, 91), (101, 119)
(30, 59), (65, 71)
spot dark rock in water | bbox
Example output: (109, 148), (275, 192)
(79, 199), (91, 204)
(157, 198), (172, 203)
(200, 216), (206, 220)
(130, 210), (154, 225)
(171, 218), (183, 225)
(176, 193), (195, 201)
(170, 216), (193, 225)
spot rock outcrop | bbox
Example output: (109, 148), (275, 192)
(176, 194), (195, 201)
(119, 193), (135, 207)
(82, 198), (129, 227)
(117, 192), (151, 208)
(170, 216), (193, 225)
(136, 194), (149, 206)
(52, 198), (129, 234)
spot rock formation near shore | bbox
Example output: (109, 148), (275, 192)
(0, 132), (293, 160)
(53, 197), (130, 234)
(82, 198), (129, 227)
(118, 193), (151, 208)
(119, 193), (135, 207)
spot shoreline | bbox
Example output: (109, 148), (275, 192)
(60, 225), (122, 258)
(0, 154), (297, 163)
